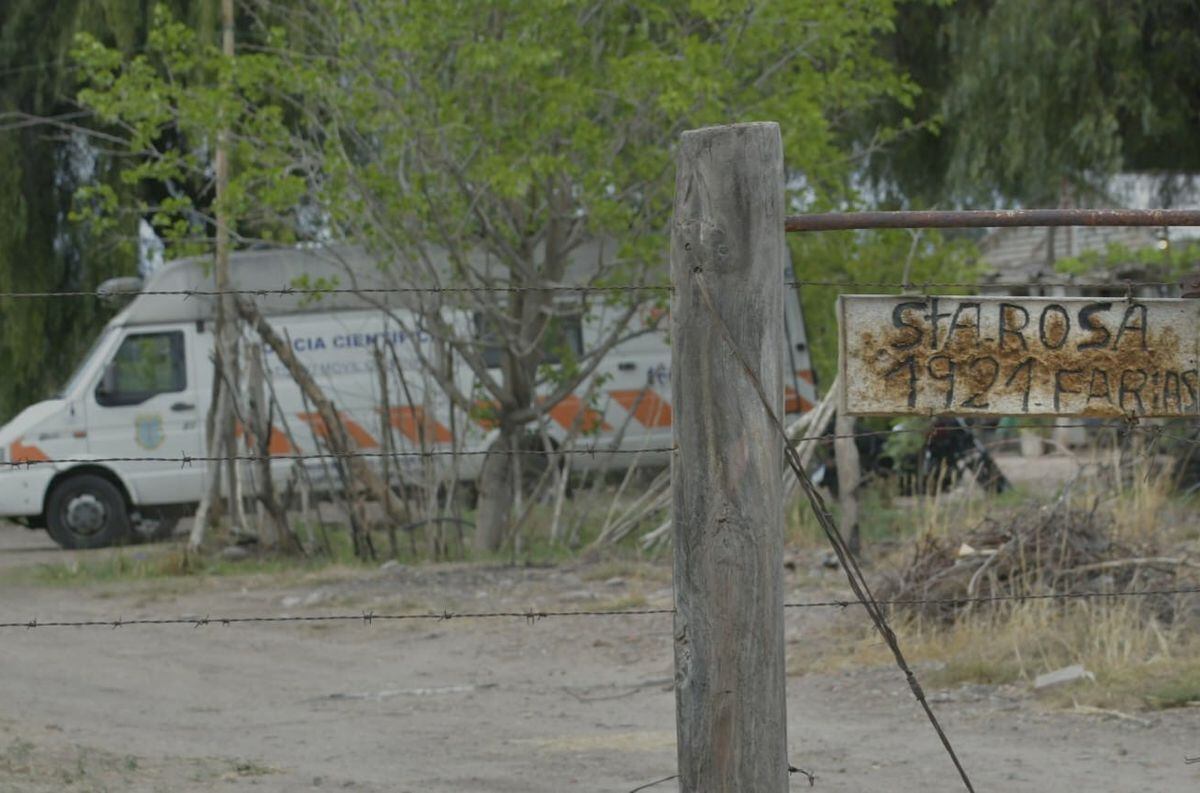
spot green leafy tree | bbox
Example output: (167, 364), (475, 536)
(0, 0), (223, 422)
(789, 229), (980, 387)
(862, 0), (1200, 207)
(75, 0), (920, 550)
(1055, 239), (1200, 280)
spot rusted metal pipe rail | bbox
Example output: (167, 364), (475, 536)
(785, 208), (1200, 232)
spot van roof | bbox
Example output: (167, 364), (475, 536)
(121, 239), (646, 325)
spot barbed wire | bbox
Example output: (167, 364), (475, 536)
(786, 278), (1185, 291)
(784, 208), (1200, 232)
(0, 283), (672, 299)
(794, 421), (1200, 453)
(6, 419), (1189, 470)
(794, 585), (1200, 610)
(629, 764), (814, 793)
(0, 277), (1190, 300)
(0, 607), (674, 630)
(3, 445), (678, 469)
(788, 420), (1138, 446)
(3, 585), (1195, 630)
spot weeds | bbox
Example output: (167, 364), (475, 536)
(793, 452), (1200, 712)
(791, 593), (1199, 712)
(30, 547), (340, 586)
(25, 493), (657, 587)
(0, 738), (34, 775)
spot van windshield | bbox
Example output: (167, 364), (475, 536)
(54, 328), (114, 399)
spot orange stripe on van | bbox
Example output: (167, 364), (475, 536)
(784, 387), (814, 414)
(796, 369), (814, 384)
(10, 439), (49, 463)
(546, 395), (611, 433)
(297, 412), (380, 449)
(609, 389), (672, 428)
(388, 407), (453, 444)
(265, 428), (297, 455)
(234, 422), (298, 455)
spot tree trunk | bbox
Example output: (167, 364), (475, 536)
(189, 388), (230, 551)
(196, 0), (238, 549)
(473, 430), (514, 553)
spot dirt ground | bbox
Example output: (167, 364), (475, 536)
(0, 522), (1196, 792)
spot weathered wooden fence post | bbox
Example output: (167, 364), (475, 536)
(671, 122), (788, 792)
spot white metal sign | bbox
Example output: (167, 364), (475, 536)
(838, 295), (1200, 417)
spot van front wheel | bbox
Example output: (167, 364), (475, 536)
(46, 475), (132, 549)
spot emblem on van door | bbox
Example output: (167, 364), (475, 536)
(134, 414), (165, 450)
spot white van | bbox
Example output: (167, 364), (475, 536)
(0, 244), (816, 549)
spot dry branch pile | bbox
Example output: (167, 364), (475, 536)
(879, 500), (1197, 624)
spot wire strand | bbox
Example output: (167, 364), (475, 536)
(0, 284), (671, 299)
(2, 586), (1195, 630)
(4, 445), (678, 468)
(0, 277), (1189, 299)
(6, 420), (1184, 469)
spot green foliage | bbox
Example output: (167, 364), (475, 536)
(0, 3), (128, 421)
(943, 0), (1134, 203)
(862, 0), (1200, 207)
(0, 0), (216, 422)
(789, 228), (981, 386)
(75, 0), (918, 275)
(72, 0), (922, 426)
(72, 6), (306, 255)
(881, 416), (930, 464)
(1055, 239), (1200, 279)
(292, 0), (917, 255)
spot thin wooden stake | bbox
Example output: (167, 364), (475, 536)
(374, 344), (400, 559)
(834, 410), (861, 553)
(238, 298), (404, 556)
(248, 343), (290, 549)
(214, 0), (238, 494)
(189, 388), (229, 550)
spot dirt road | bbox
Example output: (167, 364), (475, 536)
(0, 524), (1196, 792)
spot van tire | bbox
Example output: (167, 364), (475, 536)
(45, 475), (133, 550)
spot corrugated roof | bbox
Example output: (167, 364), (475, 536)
(978, 225), (1159, 284)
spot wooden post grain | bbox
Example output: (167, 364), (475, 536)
(671, 122), (788, 792)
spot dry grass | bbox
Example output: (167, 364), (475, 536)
(792, 596), (1200, 711)
(792, 456), (1200, 712)
(785, 472), (1002, 551)
(578, 558), (670, 586)
(899, 599), (1198, 708)
(1105, 456), (1175, 542)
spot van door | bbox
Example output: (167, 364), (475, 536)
(87, 325), (206, 506)
(601, 311), (674, 457)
